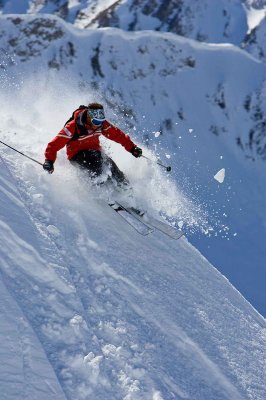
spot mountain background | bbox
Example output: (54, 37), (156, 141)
(0, 2), (266, 399)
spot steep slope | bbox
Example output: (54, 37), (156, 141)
(0, 148), (265, 400)
(0, 14), (266, 316)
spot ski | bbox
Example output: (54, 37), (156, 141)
(127, 207), (184, 240)
(108, 201), (154, 236)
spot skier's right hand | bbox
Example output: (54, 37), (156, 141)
(131, 146), (142, 158)
(43, 159), (54, 174)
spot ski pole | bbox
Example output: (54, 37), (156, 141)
(141, 155), (171, 172)
(0, 140), (43, 166)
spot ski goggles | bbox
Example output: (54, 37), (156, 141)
(87, 108), (105, 125)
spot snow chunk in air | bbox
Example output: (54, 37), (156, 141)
(214, 168), (225, 183)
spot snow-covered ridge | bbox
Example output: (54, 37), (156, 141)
(76, 0), (248, 45)
(3, 0), (266, 68)
(0, 0), (257, 45)
(1, 1), (266, 49)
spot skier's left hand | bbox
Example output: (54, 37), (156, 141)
(131, 146), (142, 158)
(43, 159), (54, 174)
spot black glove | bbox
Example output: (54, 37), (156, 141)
(43, 159), (54, 174)
(131, 146), (142, 158)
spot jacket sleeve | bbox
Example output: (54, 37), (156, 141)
(44, 122), (74, 162)
(102, 121), (135, 152)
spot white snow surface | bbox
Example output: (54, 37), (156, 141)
(0, 145), (265, 400)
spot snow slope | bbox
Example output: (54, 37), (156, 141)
(0, 13), (266, 316)
(0, 146), (265, 400)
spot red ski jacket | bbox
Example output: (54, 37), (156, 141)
(45, 109), (136, 161)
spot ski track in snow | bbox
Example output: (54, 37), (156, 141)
(0, 151), (265, 400)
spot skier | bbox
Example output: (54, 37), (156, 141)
(43, 102), (142, 186)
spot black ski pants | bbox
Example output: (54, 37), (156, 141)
(70, 150), (128, 186)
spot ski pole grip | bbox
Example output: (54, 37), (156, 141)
(142, 155), (171, 172)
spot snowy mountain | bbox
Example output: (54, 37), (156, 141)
(2, 1), (266, 68)
(2, 1), (266, 65)
(75, 0), (248, 45)
(0, 0), (265, 44)
(0, 13), (266, 316)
